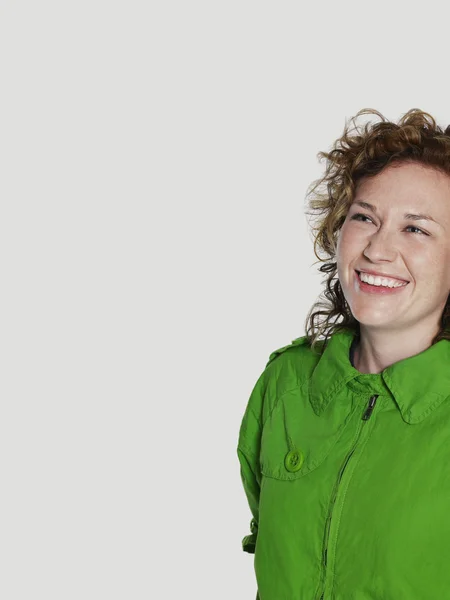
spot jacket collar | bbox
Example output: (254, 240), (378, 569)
(309, 329), (450, 424)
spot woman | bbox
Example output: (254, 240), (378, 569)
(237, 108), (450, 600)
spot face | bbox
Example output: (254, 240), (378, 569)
(336, 161), (450, 338)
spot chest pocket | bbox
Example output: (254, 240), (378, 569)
(260, 385), (356, 481)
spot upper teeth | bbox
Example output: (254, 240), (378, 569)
(359, 272), (407, 288)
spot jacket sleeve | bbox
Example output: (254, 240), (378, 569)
(237, 447), (261, 553)
(237, 369), (268, 554)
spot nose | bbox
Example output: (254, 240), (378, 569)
(363, 227), (398, 263)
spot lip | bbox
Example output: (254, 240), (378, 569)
(354, 270), (410, 295)
(356, 269), (410, 284)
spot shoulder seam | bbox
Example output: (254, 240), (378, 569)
(266, 336), (309, 366)
(263, 376), (311, 430)
(237, 442), (259, 463)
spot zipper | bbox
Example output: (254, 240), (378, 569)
(362, 394), (378, 420)
(316, 394), (379, 600)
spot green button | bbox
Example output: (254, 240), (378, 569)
(284, 449), (304, 472)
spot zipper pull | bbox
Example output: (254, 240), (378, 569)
(362, 394), (379, 420)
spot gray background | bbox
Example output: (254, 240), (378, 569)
(0, 1), (448, 598)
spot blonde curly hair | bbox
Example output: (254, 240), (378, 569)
(304, 108), (450, 352)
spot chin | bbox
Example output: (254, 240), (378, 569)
(356, 318), (402, 332)
(350, 310), (398, 327)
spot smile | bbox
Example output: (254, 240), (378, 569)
(355, 270), (409, 295)
(356, 271), (409, 288)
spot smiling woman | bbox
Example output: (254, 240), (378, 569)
(335, 160), (450, 372)
(305, 108), (450, 359)
(237, 108), (450, 600)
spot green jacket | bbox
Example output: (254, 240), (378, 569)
(237, 328), (450, 599)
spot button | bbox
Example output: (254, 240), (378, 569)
(284, 448), (304, 472)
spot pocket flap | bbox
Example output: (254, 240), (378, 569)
(260, 386), (355, 480)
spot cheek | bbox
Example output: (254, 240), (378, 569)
(336, 226), (360, 259)
(335, 231), (353, 281)
(423, 252), (450, 281)
(408, 247), (450, 287)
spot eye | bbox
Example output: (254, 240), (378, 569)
(350, 213), (373, 224)
(405, 225), (428, 236)
(350, 213), (429, 236)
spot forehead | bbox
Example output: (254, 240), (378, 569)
(354, 162), (450, 217)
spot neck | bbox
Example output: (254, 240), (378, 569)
(353, 324), (441, 374)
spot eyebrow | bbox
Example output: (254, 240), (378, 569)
(353, 201), (440, 225)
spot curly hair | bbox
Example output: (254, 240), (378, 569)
(304, 108), (450, 352)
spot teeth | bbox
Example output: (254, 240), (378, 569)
(359, 272), (407, 288)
